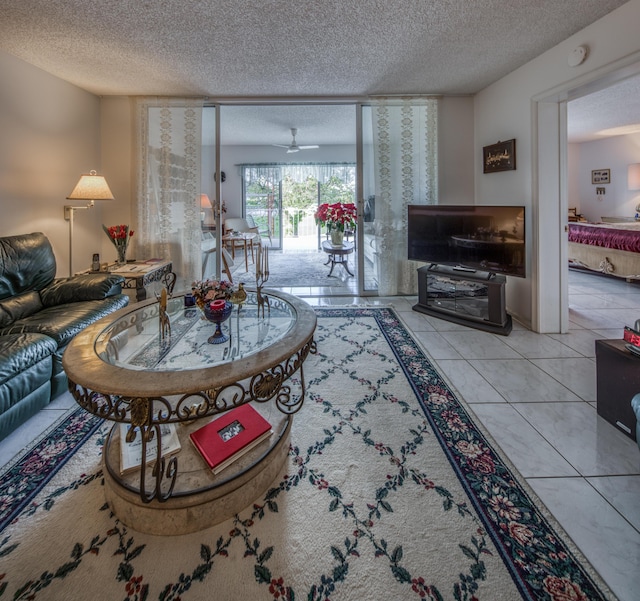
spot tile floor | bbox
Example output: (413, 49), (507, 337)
(1, 269), (638, 601)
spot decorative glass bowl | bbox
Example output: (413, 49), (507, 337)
(202, 300), (233, 344)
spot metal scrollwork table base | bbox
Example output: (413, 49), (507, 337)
(63, 289), (317, 535)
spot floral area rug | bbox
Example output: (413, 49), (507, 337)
(230, 249), (355, 290)
(0, 308), (615, 601)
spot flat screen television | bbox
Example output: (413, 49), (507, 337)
(408, 205), (526, 278)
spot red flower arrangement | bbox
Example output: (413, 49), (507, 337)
(314, 202), (357, 232)
(102, 224), (134, 263)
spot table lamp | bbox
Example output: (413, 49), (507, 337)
(629, 163), (640, 191)
(65, 170), (114, 275)
(201, 193), (213, 225)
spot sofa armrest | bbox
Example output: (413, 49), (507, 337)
(39, 274), (125, 307)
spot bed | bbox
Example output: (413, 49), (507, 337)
(568, 221), (640, 280)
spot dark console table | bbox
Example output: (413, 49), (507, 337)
(413, 264), (511, 335)
(595, 339), (638, 441)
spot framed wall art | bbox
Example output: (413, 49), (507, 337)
(483, 139), (516, 174)
(591, 169), (610, 184)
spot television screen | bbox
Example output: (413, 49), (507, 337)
(408, 205), (526, 278)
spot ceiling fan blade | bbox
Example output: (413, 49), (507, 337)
(274, 128), (319, 152)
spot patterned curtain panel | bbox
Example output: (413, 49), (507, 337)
(371, 97), (438, 296)
(135, 98), (203, 293)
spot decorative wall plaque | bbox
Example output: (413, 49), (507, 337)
(483, 139), (516, 174)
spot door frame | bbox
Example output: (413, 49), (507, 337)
(532, 54), (640, 333)
(212, 99), (369, 292)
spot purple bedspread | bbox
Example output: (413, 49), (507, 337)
(568, 223), (640, 253)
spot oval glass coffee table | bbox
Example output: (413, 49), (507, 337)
(63, 289), (316, 534)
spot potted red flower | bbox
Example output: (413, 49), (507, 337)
(314, 202), (357, 245)
(103, 224), (134, 264)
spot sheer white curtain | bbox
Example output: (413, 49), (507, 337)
(135, 98), (203, 293)
(371, 97), (438, 295)
(241, 163), (355, 184)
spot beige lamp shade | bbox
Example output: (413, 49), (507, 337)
(67, 170), (114, 200)
(200, 193), (212, 209)
(64, 169), (114, 277)
(628, 163), (640, 191)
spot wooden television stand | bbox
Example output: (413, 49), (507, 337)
(413, 264), (512, 335)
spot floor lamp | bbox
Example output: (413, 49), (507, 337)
(65, 170), (114, 276)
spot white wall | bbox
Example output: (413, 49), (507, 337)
(0, 50), (102, 276)
(475, 0), (640, 330)
(570, 134), (640, 221)
(567, 143), (581, 213)
(100, 96), (137, 262)
(439, 96), (475, 204)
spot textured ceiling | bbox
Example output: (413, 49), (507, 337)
(0, 0), (634, 144)
(0, 0), (627, 97)
(568, 74), (640, 143)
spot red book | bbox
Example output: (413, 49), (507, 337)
(190, 404), (273, 474)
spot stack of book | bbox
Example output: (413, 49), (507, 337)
(190, 404), (273, 474)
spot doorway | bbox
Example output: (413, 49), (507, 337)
(209, 104), (363, 294)
(535, 58), (640, 333)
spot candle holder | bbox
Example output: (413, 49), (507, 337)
(202, 300), (233, 344)
(157, 287), (171, 340)
(256, 244), (271, 318)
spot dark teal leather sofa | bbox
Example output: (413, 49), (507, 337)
(0, 232), (129, 441)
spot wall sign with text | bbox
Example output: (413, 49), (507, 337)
(483, 139), (516, 174)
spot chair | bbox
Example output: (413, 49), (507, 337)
(224, 217), (260, 238)
(201, 231), (234, 282)
(224, 217), (261, 268)
(246, 214), (272, 246)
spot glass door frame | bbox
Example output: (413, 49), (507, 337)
(356, 102), (377, 297)
(207, 99), (378, 296)
(200, 103), (224, 281)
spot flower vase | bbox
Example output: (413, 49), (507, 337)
(202, 300), (233, 344)
(330, 229), (344, 246)
(116, 245), (127, 265)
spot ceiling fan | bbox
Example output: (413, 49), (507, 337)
(272, 128), (319, 153)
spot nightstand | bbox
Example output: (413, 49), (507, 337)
(595, 339), (639, 441)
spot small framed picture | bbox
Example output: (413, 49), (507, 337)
(591, 169), (610, 184)
(483, 139), (516, 174)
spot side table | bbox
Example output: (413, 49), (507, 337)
(321, 240), (355, 277)
(595, 338), (639, 441)
(108, 260), (173, 302)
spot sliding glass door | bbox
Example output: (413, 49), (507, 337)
(209, 103), (375, 293)
(358, 99), (439, 296)
(358, 104), (378, 293)
(243, 166), (283, 249)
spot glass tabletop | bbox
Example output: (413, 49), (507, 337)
(94, 291), (296, 372)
